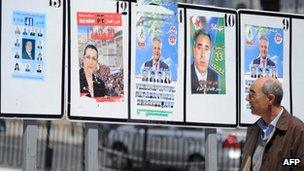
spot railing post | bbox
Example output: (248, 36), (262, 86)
(45, 121), (53, 170)
(23, 120), (38, 171)
(205, 128), (217, 171)
(84, 123), (98, 171)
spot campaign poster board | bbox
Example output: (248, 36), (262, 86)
(1, 0), (65, 118)
(239, 10), (291, 125)
(291, 16), (304, 122)
(130, 0), (185, 123)
(185, 5), (237, 126)
(68, 0), (129, 120)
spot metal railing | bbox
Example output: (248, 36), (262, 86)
(0, 120), (244, 171)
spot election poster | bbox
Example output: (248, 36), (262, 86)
(1, 0), (64, 118)
(239, 10), (291, 125)
(130, 0), (184, 122)
(291, 17), (304, 122)
(185, 6), (237, 126)
(69, 0), (129, 120)
(11, 11), (46, 80)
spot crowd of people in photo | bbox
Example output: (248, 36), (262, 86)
(99, 68), (124, 97)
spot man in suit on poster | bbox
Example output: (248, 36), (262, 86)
(251, 36), (276, 68)
(143, 37), (169, 71)
(191, 29), (218, 94)
(22, 40), (35, 60)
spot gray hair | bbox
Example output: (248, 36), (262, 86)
(259, 35), (268, 42)
(152, 37), (162, 44)
(262, 79), (283, 106)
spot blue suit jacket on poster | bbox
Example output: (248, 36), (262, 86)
(252, 57), (276, 67)
(144, 59), (169, 70)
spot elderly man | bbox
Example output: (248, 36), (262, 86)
(241, 77), (304, 171)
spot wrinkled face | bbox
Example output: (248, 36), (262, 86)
(83, 48), (98, 72)
(246, 79), (269, 116)
(152, 40), (161, 62)
(25, 41), (32, 53)
(193, 35), (211, 74)
(259, 39), (268, 59)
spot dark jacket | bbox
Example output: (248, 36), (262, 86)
(144, 59), (169, 70)
(241, 108), (304, 171)
(191, 63), (219, 94)
(79, 68), (106, 97)
(252, 57), (276, 67)
(22, 51), (34, 60)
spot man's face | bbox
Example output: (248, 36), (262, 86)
(25, 41), (32, 53)
(246, 79), (269, 116)
(193, 35), (211, 74)
(259, 39), (268, 59)
(152, 40), (161, 62)
(83, 48), (98, 72)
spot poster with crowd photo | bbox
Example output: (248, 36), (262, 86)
(185, 6), (237, 126)
(69, 0), (129, 120)
(130, 0), (184, 122)
(1, 0), (64, 118)
(11, 11), (46, 80)
(239, 10), (291, 125)
(291, 17), (304, 122)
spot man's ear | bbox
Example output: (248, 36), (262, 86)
(267, 94), (276, 105)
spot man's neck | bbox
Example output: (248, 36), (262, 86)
(260, 55), (267, 60)
(261, 106), (282, 124)
(153, 58), (159, 62)
(194, 65), (207, 77)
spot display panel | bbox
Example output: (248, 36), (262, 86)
(291, 17), (304, 122)
(1, 0), (65, 118)
(185, 6), (237, 126)
(239, 10), (291, 125)
(130, 1), (185, 122)
(68, 0), (129, 120)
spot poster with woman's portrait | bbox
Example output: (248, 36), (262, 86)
(69, 0), (129, 120)
(239, 10), (291, 125)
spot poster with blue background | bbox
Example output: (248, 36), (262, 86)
(11, 11), (46, 80)
(135, 0), (178, 81)
(244, 25), (283, 78)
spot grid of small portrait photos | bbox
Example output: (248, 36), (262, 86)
(135, 68), (175, 110)
(12, 11), (45, 80)
(245, 64), (277, 96)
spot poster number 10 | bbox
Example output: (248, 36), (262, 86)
(225, 14), (235, 27)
